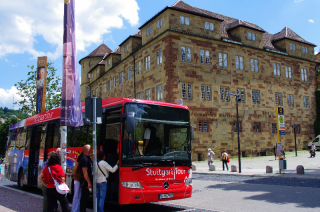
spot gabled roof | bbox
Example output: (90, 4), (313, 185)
(79, 44), (112, 64)
(315, 52), (320, 63)
(227, 19), (265, 33)
(119, 30), (142, 47)
(272, 27), (316, 46)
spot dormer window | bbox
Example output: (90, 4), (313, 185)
(125, 44), (129, 52)
(302, 46), (308, 54)
(107, 59), (110, 66)
(89, 61), (92, 67)
(180, 16), (190, 25)
(96, 68), (99, 75)
(157, 18), (163, 28)
(146, 26), (152, 36)
(205, 22), (214, 31)
(290, 43), (296, 51)
(248, 32), (255, 41)
(87, 73), (90, 79)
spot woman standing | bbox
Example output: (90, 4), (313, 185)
(38, 153), (69, 212)
(96, 151), (119, 212)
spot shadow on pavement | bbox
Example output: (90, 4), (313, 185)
(103, 203), (189, 212)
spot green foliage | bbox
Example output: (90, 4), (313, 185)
(0, 107), (28, 120)
(0, 117), (19, 155)
(14, 62), (62, 115)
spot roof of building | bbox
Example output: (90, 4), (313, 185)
(315, 52), (320, 63)
(272, 27), (316, 46)
(79, 43), (112, 64)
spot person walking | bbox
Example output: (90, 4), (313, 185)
(71, 151), (84, 212)
(221, 151), (229, 171)
(312, 143), (316, 157)
(38, 153), (69, 212)
(79, 145), (93, 212)
(207, 148), (215, 170)
(96, 151), (119, 212)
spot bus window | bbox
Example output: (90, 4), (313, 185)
(16, 128), (26, 150)
(7, 129), (17, 150)
(67, 122), (93, 147)
(25, 129), (32, 150)
(40, 124), (47, 149)
(45, 124), (55, 149)
(104, 106), (122, 154)
(52, 121), (60, 148)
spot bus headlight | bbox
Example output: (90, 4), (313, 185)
(121, 181), (143, 189)
(185, 178), (192, 186)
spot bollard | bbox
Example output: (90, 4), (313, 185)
(192, 162), (196, 171)
(231, 165), (237, 172)
(209, 164), (216, 171)
(296, 165), (304, 175)
(266, 165), (273, 173)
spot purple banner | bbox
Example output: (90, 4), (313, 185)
(61, 0), (83, 127)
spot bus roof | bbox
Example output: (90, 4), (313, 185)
(9, 98), (189, 130)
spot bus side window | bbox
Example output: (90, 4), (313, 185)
(46, 124), (55, 149)
(25, 129), (32, 150)
(8, 129), (17, 150)
(53, 121), (60, 148)
(40, 124), (48, 149)
(16, 128), (26, 150)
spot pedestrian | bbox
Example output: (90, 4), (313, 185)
(311, 143), (316, 157)
(207, 148), (215, 170)
(71, 151), (84, 212)
(79, 145), (93, 212)
(0, 164), (2, 180)
(274, 145), (277, 160)
(41, 151), (56, 212)
(96, 151), (119, 212)
(221, 150), (229, 171)
(56, 148), (61, 156)
(38, 153), (69, 212)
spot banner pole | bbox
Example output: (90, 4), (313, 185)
(92, 96), (97, 212)
(60, 126), (67, 173)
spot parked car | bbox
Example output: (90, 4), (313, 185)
(308, 135), (320, 150)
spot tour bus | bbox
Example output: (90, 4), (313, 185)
(5, 97), (193, 204)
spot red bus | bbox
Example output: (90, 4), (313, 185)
(5, 97), (193, 204)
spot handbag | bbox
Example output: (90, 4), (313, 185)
(48, 166), (70, 195)
(97, 161), (107, 180)
(227, 156), (230, 163)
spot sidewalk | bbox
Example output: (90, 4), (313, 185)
(193, 150), (320, 180)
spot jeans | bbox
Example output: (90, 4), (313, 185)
(96, 182), (107, 212)
(208, 161), (213, 169)
(222, 160), (228, 170)
(41, 185), (47, 212)
(71, 180), (82, 212)
(46, 188), (69, 212)
(80, 185), (90, 212)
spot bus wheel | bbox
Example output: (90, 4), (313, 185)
(17, 169), (24, 190)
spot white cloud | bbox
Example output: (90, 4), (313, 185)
(0, 86), (23, 109)
(309, 19), (315, 23)
(294, 0), (304, 2)
(0, 0), (140, 60)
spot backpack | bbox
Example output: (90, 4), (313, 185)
(222, 154), (226, 160)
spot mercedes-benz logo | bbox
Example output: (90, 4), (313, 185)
(163, 181), (169, 189)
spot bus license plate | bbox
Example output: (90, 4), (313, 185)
(159, 193), (174, 199)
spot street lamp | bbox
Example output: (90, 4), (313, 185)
(229, 93), (241, 173)
(291, 121), (298, 156)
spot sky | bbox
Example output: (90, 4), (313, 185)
(0, 0), (319, 109)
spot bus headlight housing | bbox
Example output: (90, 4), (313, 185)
(121, 181), (143, 189)
(185, 178), (192, 186)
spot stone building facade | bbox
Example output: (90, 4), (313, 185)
(79, 1), (318, 160)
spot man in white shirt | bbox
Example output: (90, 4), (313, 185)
(143, 122), (155, 155)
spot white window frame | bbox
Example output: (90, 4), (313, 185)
(157, 85), (163, 100)
(273, 63), (280, 76)
(181, 46), (186, 61)
(210, 23), (214, 31)
(235, 56), (244, 70)
(220, 87), (229, 102)
(301, 68), (307, 81)
(251, 59), (258, 72)
(285, 66), (292, 79)
(205, 50), (210, 64)
(180, 16), (189, 25)
(127, 67), (131, 80)
(219, 53), (227, 67)
(186, 47), (191, 62)
(205, 22), (209, 30)
(136, 61), (141, 74)
(252, 33), (255, 41)
(145, 89), (151, 100)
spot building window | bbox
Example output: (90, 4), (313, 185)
(219, 53), (227, 67)
(137, 92), (142, 99)
(145, 56), (150, 70)
(113, 76), (116, 87)
(182, 83), (192, 99)
(273, 63), (280, 76)
(302, 46), (308, 54)
(157, 49), (162, 65)
(272, 123), (277, 134)
(146, 26), (152, 36)
(235, 56), (243, 70)
(287, 94), (294, 107)
(92, 73), (94, 79)
(108, 80), (111, 91)
(107, 59), (110, 66)
(157, 18), (163, 28)
(233, 122), (242, 132)
(220, 87), (229, 102)
(199, 121), (208, 132)
(253, 122), (261, 133)
(285, 66), (292, 78)
(119, 72), (123, 84)
(89, 61), (92, 67)
(96, 69), (99, 76)
(252, 90), (260, 104)
(205, 22), (214, 31)
(290, 43), (296, 51)
(275, 92), (283, 106)
(301, 68), (307, 81)
(186, 47), (191, 62)
(303, 96), (310, 108)
(127, 67), (131, 80)
(95, 87), (99, 97)
(181, 46), (185, 61)
(200, 50), (204, 64)
(201, 85), (211, 101)
(87, 73), (90, 79)
(180, 16), (190, 25)
(309, 125), (314, 134)
(210, 23), (214, 31)
(103, 83), (106, 94)
(145, 89), (151, 100)
(157, 85), (163, 100)
(248, 32), (255, 41)
(205, 50), (210, 64)
(125, 44), (129, 52)
(136, 61), (141, 74)
(251, 59), (258, 72)
(237, 88), (245, 103)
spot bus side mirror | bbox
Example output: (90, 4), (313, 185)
(120, 112), (135, 133)
(190, 125), (194, 140)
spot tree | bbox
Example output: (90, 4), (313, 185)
(14, 62), (62, 115)
(0, 117), (19, 155)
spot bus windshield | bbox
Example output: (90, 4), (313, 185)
(121, 103), (191, 167)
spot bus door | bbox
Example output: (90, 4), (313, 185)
(102, 106), (122, 203)
(28, 125), (42, 186)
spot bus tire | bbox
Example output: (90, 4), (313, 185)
(17, 169), (24, 190)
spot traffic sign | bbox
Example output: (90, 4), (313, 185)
(278, 107), (285, 135)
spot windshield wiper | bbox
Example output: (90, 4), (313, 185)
(132, 163), (159, 171)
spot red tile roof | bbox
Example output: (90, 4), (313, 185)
(272, 27), (316, 46)
(79, 44), (112, 64)
(315, 52), (320, 62)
